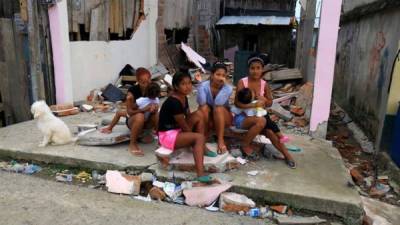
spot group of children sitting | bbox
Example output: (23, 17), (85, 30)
(101, 53), (294, 183)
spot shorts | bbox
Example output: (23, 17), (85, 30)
(264, 114), (280, 133)
(234, 114), (246, 129)
(158, 129), (181, 150)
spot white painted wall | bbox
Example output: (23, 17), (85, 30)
(69, 0), (158, 102)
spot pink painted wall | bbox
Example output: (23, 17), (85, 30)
(48, 0), (73, 104)
(310, 0), (343, 136)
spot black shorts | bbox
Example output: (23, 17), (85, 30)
(264, 114), (280, 133)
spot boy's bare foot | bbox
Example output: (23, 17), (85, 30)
(100, 127), (112, 134)
(128, 144), (144, 157)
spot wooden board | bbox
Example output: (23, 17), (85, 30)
(124, 0), (134, 29)
(84, 0), (101, 33)
(19, 0), (28, 22)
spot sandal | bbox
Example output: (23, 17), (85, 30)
(241, 146), (259, 161)
(205, 150), (218, 157)
(196, 175), (213, 183)
(286, 159), (296, 169)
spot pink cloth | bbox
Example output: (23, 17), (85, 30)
(241, 77), (266, 97)
(158, 129), (181, 150)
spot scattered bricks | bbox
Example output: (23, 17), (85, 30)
(292, 117), (308, 127)
(219, 192), (255, 213)
(290, 106), (305, 116)
(270, 205), (288, 214)
(149, 187), (166, 200)
(350, 168), (364, 185)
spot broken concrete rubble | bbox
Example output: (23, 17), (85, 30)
(219, 192), (256, 213)
(78, 125), (130, 146)
(105, 170), (141, 195)
(183, 184), (232, 207)
(276, 216), (326, 225)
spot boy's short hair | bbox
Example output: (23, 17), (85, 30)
(237, 88), (253, 104)
(147, 82), (161, 98)
(136, 67), (151, 78)
(172, 71), (191, 90)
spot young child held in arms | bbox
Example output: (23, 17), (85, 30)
(233, 88), (289, 143)
(101, 82), (160, 134)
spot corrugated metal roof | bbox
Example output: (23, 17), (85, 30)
(216, 16), (292, 26)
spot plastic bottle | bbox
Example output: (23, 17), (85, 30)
(248, 208), (260, 218)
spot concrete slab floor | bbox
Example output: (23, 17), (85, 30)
(0, 113), (158, 171)
(151, 135), (363, 224)
(0, 112), (363, 224)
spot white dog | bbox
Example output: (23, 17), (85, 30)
(31, 100), (77, 147)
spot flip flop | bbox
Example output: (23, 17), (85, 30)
(286, 159), (296, 169)
(241, 146), (260, 161)
(196, 175), (213, 183)
(205, 150), (218, 157)
(129, 148), (144, 157)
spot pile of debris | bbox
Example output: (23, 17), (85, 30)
(98, 169), (327, 224)
(267, 82), (313, 136)
(326, 106), (400, 224)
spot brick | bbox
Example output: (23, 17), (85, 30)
(290, 106), (305, 116)
(271, 205), (288, 214)
(149, 187), (166, 200)
(50, 103), (74, 111)
(51, 107), (80, 117)
(350, 168), (364, 185)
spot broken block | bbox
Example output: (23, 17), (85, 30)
(78, 125), (130, 146)
(105, 170), (141, 195)
(271, 205), (288, 214)
(270, 102), (293, 121)
(168, 151), (239, 173)
(183, 184), (232, 207)
(219, 192), (256, 213)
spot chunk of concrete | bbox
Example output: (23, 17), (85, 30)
(219, 192), (255, 213)
(276, 216), (326, 224)
(270, 102), (293, 121)
(105, 170), (141, 195)
(78, 125), (130, 145)
(169, 151), (239, 173)
(183, 183), (232, 207)
(361, 196), (400, 225)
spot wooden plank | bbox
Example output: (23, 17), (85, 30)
(103, 0), (110, 41)
(89, 3), (106, 41)
(109, 0), (116, 33)
(84, 0), (101, 33)
(71, 0), (83, 33)
(0, 19), (14, 125)
(19, 0), (28, 22)
(133, 0), (140, 30)
(117, 0), (123, 36)
(125, 0), (134, 29)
